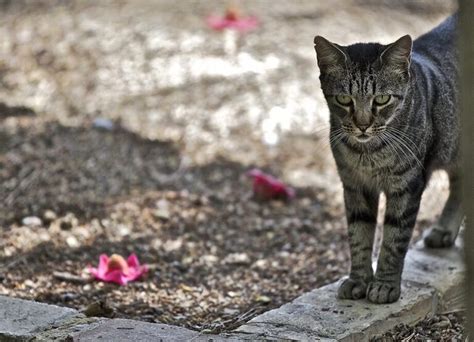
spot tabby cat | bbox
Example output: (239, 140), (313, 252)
(314, 14), (461, 303)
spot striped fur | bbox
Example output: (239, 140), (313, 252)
(314, 14), (461, 304)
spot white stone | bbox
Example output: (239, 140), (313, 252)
(22, 216), (43, 227)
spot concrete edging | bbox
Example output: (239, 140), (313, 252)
(236, 244), (465, 341)
(0, 244), (465, 341)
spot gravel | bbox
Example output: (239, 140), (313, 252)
(374, 312), (467, 341)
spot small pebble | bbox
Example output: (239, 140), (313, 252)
(60, 213), (79, 230)
(22, 216), (43, 227)
(24, 279), (37, 288)
(66, 235), (80, 248)
(223, 252), (250, 265)
(43, 210), (57, 223)
(223, 308), (239, 315)
(61, 292), (79, 302)
(92, 118), (114, 131)
(255, 295), (271, 304)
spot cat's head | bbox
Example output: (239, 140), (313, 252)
(314, 35), (412, 144)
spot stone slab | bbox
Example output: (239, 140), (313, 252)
(237, 244), (466, 341)
(403, 243), (465, 312)
(0, 295), (81, 341)
(71, 318), (249, 342)
(33, 317), (107, 341)
(237, 281), (436, 341)
(71, 319), (199, 342)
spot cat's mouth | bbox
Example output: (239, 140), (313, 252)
(354, 133), (373, 143)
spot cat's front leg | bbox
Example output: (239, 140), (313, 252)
(338, 185), (379, 300)
(368, 177), (424, 304)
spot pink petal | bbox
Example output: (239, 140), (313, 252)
(206, 15), (259, 32)
(206, 16), (229, 30)
(228, 17), (259, 31)
(97, 254), (109, 275)
(88, 266), (99, 278)
(126, 265), (148, 282)
(127, 253), (140, 268)
(102, 270), (129, 286)
(126, 254), (148, 280)
(247, 169), (295, 200)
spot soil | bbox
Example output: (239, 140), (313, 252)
(0, 0), (462, 336)
(0, 116), (349, 332)
(375, 312), (466, 341)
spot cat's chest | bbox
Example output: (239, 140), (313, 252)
(336, 150), (400, 189)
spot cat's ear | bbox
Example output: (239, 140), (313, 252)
(380, 35), (412, 76)
(314, 36), (347, 74)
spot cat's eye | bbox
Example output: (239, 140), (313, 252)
(335, 95), (353, 106)
(374, 95), (391, 106)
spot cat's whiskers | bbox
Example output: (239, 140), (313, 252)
(310, 125), (338, 151)
(380, 132), (406, 165)
(388, 126), (421, 138)
(329, 129), (345, 145)
(391, 117), (426, 132)
(384, 131), (424, 169)
(381, 132), (412, 164)
(375, 125), (423, 163)
(383, 131), (412, 160)
(312, 128), (344, 152)
(311, 125), (332, 136)
(328, 129), (346, 150)
(386, 127), (423, 155)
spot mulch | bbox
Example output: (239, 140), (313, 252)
(1, 118), (466, 339)
(374, 312), (466, 341)
(0, 116), (348, 332)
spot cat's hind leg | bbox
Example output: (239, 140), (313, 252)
(424, 172), (463, 248)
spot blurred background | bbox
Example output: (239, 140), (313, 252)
(0, 0), (458, 332)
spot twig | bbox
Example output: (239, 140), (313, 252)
(53, 271), (92, 284)
(401, 331), (416, 342)
(4, 167), (38, 205)
(439, 308), (466, 315)
(0, 255), (26, 272)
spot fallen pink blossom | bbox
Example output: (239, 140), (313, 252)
(247, 169), (295, 200)
(88, 253), (148, 286)
(206, 7), (259, 32)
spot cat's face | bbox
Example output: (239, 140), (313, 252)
(314, 35), (412, 144)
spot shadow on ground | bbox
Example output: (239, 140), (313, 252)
(1, 118), (184, 224)
(0, 116), (348, 331)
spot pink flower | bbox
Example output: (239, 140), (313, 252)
(247, 169), (295, 200)
(206, 7), (259, 32)
(88, 253), (148, 286)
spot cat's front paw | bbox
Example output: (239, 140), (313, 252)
(367, 281), (400, 304)
(337, 278), (369, 300)
(424, 225), (455, 248)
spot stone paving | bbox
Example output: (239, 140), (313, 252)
(0, 243), (464, 341)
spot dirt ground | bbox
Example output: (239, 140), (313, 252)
(0, 117), (349, 331)
(0, 0), (463, 336)
(376, 312), (466, 341)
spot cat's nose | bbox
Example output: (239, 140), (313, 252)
(356, 123), (370, 132)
